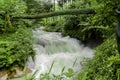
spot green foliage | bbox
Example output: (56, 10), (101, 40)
(62, 0), (95, 41)
(76, 34), (120, 80)
(24, 0), (49, 14)
(44, 0), (97, 41)
(23, 0), (53, 28)
(0, 0), (27, 33)
(44, 18), (64, 32)
(62, 15), (82, 39)
(25, 61), (75, 80)
(0, 0), (26, 15)
(1, 0), (119, 79)
(0, 28), (35, 69)
(73, 1), (120, 79)
(64, 68), (75, 78)
(90, 0), (120, 26)
(43, 0), (120, 80)
(46, 0), (120, 41)
(68, 0), (92, 9)
(26, 68), (75, 80)
(87, 0), (120, 39)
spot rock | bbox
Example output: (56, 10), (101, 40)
(12, 66), (32, 78)
(23, 66), (32, 74)
(0, 69), (9, 80)
(0, 74), (8, 80)
(13, 67), (23, 77)
(0, 66), (32, 80)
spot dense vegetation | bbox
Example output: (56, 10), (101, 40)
(0, 0), (120, 80)
(0, 28), (34, 68)
(43, 0), (120, 80)
(45, 0), (119, 41)
(77, 34), (119, 80)
(0, 0), (35, 78)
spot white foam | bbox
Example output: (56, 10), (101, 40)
(27, 28), (94, 79)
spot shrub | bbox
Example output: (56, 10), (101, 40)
(0, 0), (27, 33)
(0, 28), (35, 69)
(76, 34), (120, 80)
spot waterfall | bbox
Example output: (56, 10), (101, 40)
(26, 28), (94, 79)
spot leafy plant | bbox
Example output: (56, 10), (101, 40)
(26, 68), (75, 80)
(0, 27), (35, 70)
(0, 0), (27, 32)
(76, 34), (120, 80)
(25, 60), (75, 80)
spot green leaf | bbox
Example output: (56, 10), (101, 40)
(0, 48), (7, 53)
(64, 68), (75, 78)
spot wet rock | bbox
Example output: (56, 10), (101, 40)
(0, 70), (9, 80)
(12, 66), (32, 78)
(0, 74), (8, 80)
(0, 66), (32, 80)
(23, 66), (32, 74)
(13, 67), (24, 78)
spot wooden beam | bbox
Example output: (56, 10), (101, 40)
(13, 9), (95, 19)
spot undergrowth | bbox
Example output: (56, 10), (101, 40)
(76, 34), (120, 80)
(0, 27), (35, 70)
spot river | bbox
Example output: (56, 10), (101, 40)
(26, 28), (94, 79)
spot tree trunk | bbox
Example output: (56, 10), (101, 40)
(13, 9), (95, 19)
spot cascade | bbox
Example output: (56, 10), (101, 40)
(26, 28), (94, 79)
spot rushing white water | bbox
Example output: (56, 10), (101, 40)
(27, 28), (94, 79)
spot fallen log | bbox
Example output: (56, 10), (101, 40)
(12, 9), (95, 19)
